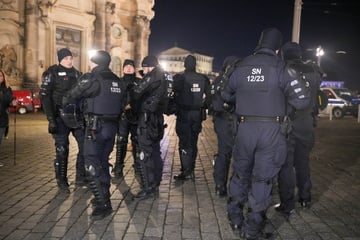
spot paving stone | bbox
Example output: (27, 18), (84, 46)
(0, 113), (359, 239)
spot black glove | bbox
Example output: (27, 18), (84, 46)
(223, 102), (235, 113)
(48, 119), (58, 134)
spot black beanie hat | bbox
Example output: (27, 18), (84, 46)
(184, 55), (196, 71)
(280, 42), (302, 61)
(57, 48), (72, 62)
(90, 50), (111, 66)
(255, 27), (283, 51)
(141, 55), (158, 67)
(123, 59), (135, 68)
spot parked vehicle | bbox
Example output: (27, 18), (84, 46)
(320, 87), (360, 119)
(10, 90), (42, 114)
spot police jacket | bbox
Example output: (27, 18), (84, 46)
(122, 74), (142, 111)
(132, 66), (168, 114)
(288, 59), (321, 115)
(0, 86), (15, 127)
(173, 65), (211, 111)
(287, 59), (322, 139)
(211, 57), (241, 113)
(121, 73), (142, 121)
(40, 64), (81, 121)
(222, 48), (310, 117)
(63, 65), (126, 118)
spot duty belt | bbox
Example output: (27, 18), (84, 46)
(238, 116), (282, 123)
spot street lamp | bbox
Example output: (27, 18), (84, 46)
(306, 47), (346, 68)
(316, 46), (324, 67)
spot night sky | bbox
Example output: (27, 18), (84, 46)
(148, 0), (360, 90)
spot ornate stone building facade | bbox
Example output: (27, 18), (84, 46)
(0, 0), (154, 89)
(158, 46), (214, 75)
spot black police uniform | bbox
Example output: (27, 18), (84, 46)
(113, 68), (142, 179)
(173, 55), (211, 181)
(63, 51), (126, 220)
(40, 53), (84, 193)
(132, 57), (168, 200)
(211, 56), (241, 196)
(221, 28), (310, 239)
(276, 42), (322, 214)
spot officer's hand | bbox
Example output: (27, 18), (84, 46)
(48, 120), (58, 134)
(223, 102), (235, 113)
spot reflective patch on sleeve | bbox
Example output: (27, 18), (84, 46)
(291, 79), (299, 86)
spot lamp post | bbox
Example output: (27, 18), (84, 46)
(292, 0), (303, 43)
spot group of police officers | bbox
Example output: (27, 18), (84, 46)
(40, 27), (322, 238)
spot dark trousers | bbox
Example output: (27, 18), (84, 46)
(136, 112), (164, 188)
(213, 111), (237, 187)
(84, 121), (117, 200)
(227, 121), (286, 236)
(116, 116), (138, 166)
(278, 132), (314, 208)
(52, 116), (85, 177)
(175, 110), (202, 172)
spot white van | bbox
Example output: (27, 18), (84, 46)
(320, 87), (360, 119)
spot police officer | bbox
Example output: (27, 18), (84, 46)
(221, 28), (310, 239)
(113, 59), (142, 179)
(211, 56), (241, 196)
(63, 50), (126, 220)
(40, 48), (85, 193)
(173, 54), (211, 181)
(132, 55), (168, 201)
(275, 42), (322, 215)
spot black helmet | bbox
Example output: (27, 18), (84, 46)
(60, 103), (84, 129)
(90, 50), (111, 67)
(255, 27), (283, 51)
(280, 42), (302, 61)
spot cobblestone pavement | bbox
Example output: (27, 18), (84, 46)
(0, 112), (359, 240)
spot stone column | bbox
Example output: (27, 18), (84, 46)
(133, 15), (150, 67)
(94, 0), (106, 50)
(23, 0), (40, 89)
(105, 1), (115, 52)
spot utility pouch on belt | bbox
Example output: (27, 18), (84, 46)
(280, 116), (292, 137)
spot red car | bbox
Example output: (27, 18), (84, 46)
(10, 90), (42, 114)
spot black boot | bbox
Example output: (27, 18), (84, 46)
(113, 140), (127, 179)
(274, 203), (295, 219)
(132, 187), (156, 201)
(91, 201), (113, 221)
(227, 200), (245, 234)
(54, 158), (70, 193)
(133, 151), (156, 201)
(215, 185), (227, 196)
(87, 171), (112, 221)
(174, 169), (194, 181)
(174, 149), (194, 181)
